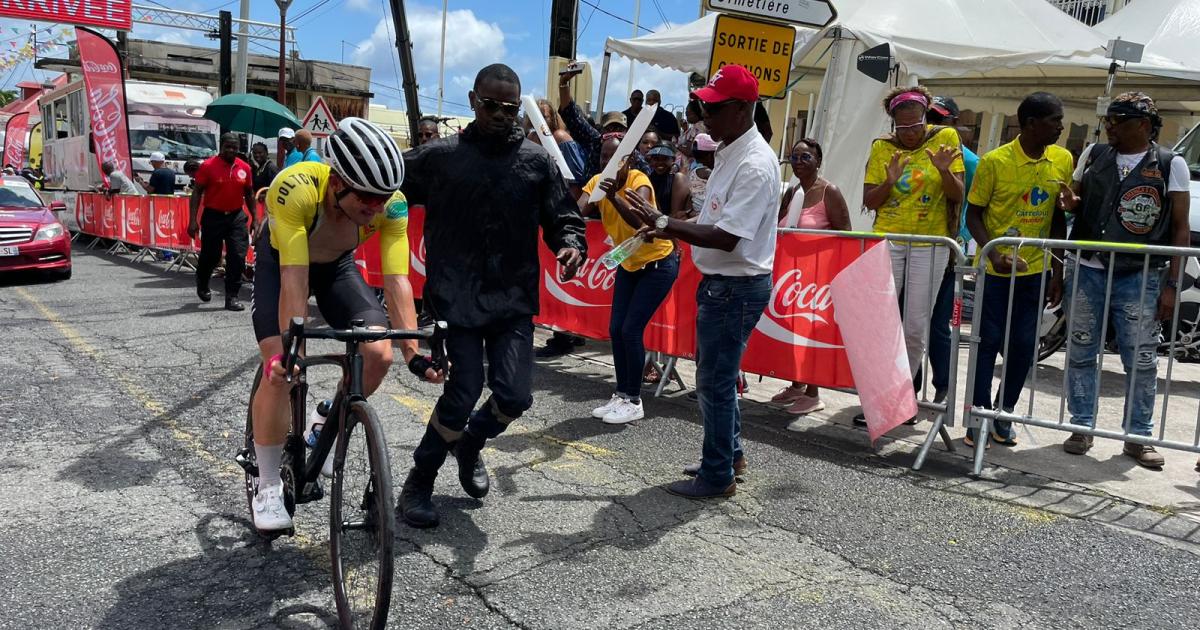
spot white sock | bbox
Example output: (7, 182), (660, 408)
(255, 443), (284, 489)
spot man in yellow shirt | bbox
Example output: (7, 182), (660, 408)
(964, 92), (1072, 448)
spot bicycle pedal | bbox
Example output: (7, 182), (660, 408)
(234, 448), (259, 477)
(297, 479), (325, 504)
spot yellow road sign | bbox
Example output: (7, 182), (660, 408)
(708, 13), (796, 99)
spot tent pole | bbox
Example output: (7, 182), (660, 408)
(597, 51), (612, 122)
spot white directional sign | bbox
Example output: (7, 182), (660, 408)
(704, 0), (837, 28)
(301, 96), (338, 138)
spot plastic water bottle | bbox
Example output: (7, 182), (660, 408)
(304, 400), (332, 448)
(598, 235), (645, 270)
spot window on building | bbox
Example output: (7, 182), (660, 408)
(67, 90), (85, 137)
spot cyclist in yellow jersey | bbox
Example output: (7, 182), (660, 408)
(863, 86), (965, 380)
(248, 117), (444, 533)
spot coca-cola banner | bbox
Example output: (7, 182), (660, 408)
(535, 221), (617, 338)
(76, 26), (132, 187)
(0, 1), (132, 30)
(353, 204), (426, 295)
(3, 111), (29, 169)
(741, 234), (861, 390)
(120, 196), (151, 247)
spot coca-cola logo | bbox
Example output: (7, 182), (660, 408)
(756, 268), (843, 349)
(82, 201), (95, 227)
(101, 204), (115, 231)
(543, 254), (615, 308)
(83, 61), (119, 74)
(410, 235), (426, 277)
(154, 204), (173, 240)
(125, 205), (142, 235)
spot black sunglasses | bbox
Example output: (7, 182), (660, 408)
(476, 96), (520, 116)
(697, 99), (738, 116)
(1105, 114), (1146, 126)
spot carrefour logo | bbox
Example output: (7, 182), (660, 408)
(1022, 186), (1051, 207)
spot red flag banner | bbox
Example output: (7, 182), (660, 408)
(534, 220), (618, 339)
(3, 111), (29, 168)
(76, 26), (132, 187)
(0, 1), (132, 30)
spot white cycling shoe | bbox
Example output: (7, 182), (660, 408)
(252, 482), (294, 532)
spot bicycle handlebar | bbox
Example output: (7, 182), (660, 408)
(280, 317), (449, 383)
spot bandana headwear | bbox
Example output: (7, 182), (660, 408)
(1108, 91), (1159, 119)
(888, 91), (929, 114)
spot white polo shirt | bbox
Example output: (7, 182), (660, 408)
(691, 127), (780, 276)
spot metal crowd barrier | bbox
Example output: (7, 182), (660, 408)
(958, 236), (1200, 476)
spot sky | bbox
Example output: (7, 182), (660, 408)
(0, 0), (704, 118)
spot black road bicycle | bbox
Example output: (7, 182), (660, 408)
(236, 316), (445, 629)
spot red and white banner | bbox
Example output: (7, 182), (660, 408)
(3, 111), (29, 169)
(0, 1), (132, 31)
(831, 241), (917, 442)
(76, 26), (132, 187)
(535, 221), (619, 339)
(77, 193), (198, 253)
(353, 204), (426, 293)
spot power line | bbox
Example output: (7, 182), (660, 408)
(578, 1), (599, 38)
(578, 0), (654, 34)
(379, 0), (402, 102)
(651, 0), (672, 30)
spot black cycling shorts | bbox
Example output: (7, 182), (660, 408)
(251, 224), (388, 342)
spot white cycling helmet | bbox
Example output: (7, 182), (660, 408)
(323, 117), (405, 195)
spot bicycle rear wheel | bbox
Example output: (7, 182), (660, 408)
(329, 400), (395, 629)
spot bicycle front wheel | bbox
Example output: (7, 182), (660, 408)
(329, 400), (395, 629)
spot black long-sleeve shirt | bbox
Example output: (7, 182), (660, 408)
(402, 123), (587, 328)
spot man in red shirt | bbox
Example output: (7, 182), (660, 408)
(188, 133), (257, 311)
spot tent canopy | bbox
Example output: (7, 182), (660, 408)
(1094, 0), (1200, 81)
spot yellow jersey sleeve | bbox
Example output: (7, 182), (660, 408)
(377, 191), (410, 276)
(266, 162), (330, 267)
(966, 153), (996, 208)
(864, 140), (891, 186)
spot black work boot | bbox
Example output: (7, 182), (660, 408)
(398, 467), (439, 528)
(454, 431), (490, 499)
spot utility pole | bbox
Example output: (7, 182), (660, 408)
(234, 0), (250, 93)
(275, 0), (293, 107)
(437, 0), (448, 117)
(389, 0), (424, 144)
(218, 10), (233, 96)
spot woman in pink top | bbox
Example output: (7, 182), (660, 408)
(772, 138), (851, 422)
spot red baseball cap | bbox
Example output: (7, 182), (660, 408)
(691, 64), (759, 103)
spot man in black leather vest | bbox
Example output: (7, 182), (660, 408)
(1059, 92), (1191, 468)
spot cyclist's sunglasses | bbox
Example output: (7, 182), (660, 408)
(352, 189), (391, 206)
(476, 96), (521, 116)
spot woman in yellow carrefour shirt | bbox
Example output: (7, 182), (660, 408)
(863, 85), (965, 382)
(579, 134), (678, 426)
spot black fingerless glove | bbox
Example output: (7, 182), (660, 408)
(408, 355), (436, 380)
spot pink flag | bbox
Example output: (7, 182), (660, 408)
(830, 241), (917, 443)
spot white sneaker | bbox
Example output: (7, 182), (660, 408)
(252, 482), (293, 532)
(603, 399), (644, 424)
(592, 394), (624, 419)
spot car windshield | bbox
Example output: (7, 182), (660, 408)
(1173, 124), (1200, 180)
(0, 182), (43, 208)
(131, 129), (217, 160)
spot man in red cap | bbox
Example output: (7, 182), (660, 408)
(627, 64), (780, 498)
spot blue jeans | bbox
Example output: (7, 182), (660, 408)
(928, 270), (955, 393)
(1066, 265), (1161, 436)
(973, 274), (1044, 435)
(610, 253), (679, 399)
(695, 274), (771, 487)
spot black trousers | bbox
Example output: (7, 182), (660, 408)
(196, 209), (249, 296)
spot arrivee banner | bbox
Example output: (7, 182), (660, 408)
(3, 111), (29, 169)
(76, 26), (132, 187)
(0, 1), (132, 31)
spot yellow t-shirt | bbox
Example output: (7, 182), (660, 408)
(583, 170), (674, 271)
(864, 125), (966, 238)
(266, 161), (409, 275)
(968, 138), (1073, 276)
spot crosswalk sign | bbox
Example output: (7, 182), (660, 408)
(301, 96), (338, 138)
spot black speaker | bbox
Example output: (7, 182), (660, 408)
(549, 0), (577, 58)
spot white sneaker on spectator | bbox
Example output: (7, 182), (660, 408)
(252, 482), (293, 532)
(784, 395), (825, 415)
(603, 399), (644, 424)
(592, 394), (625, 419)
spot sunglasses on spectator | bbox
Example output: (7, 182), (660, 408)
(894, 118), (926, 131)
(789, 153), (817, 164)
(476, 96), (521, 116)
(1104, 114), (1146, 126)
(697, 99), (738, 116)
(602, 131), (626, 142)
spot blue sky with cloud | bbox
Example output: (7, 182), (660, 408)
(0, 0), (700, 117)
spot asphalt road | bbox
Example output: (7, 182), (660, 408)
(2, 246), (1199, 629)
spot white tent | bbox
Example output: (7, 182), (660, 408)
(1094, 0), (1200, 81)
(603, 0), (1118, 227)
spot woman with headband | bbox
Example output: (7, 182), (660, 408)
(863, 86), (965, 407)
